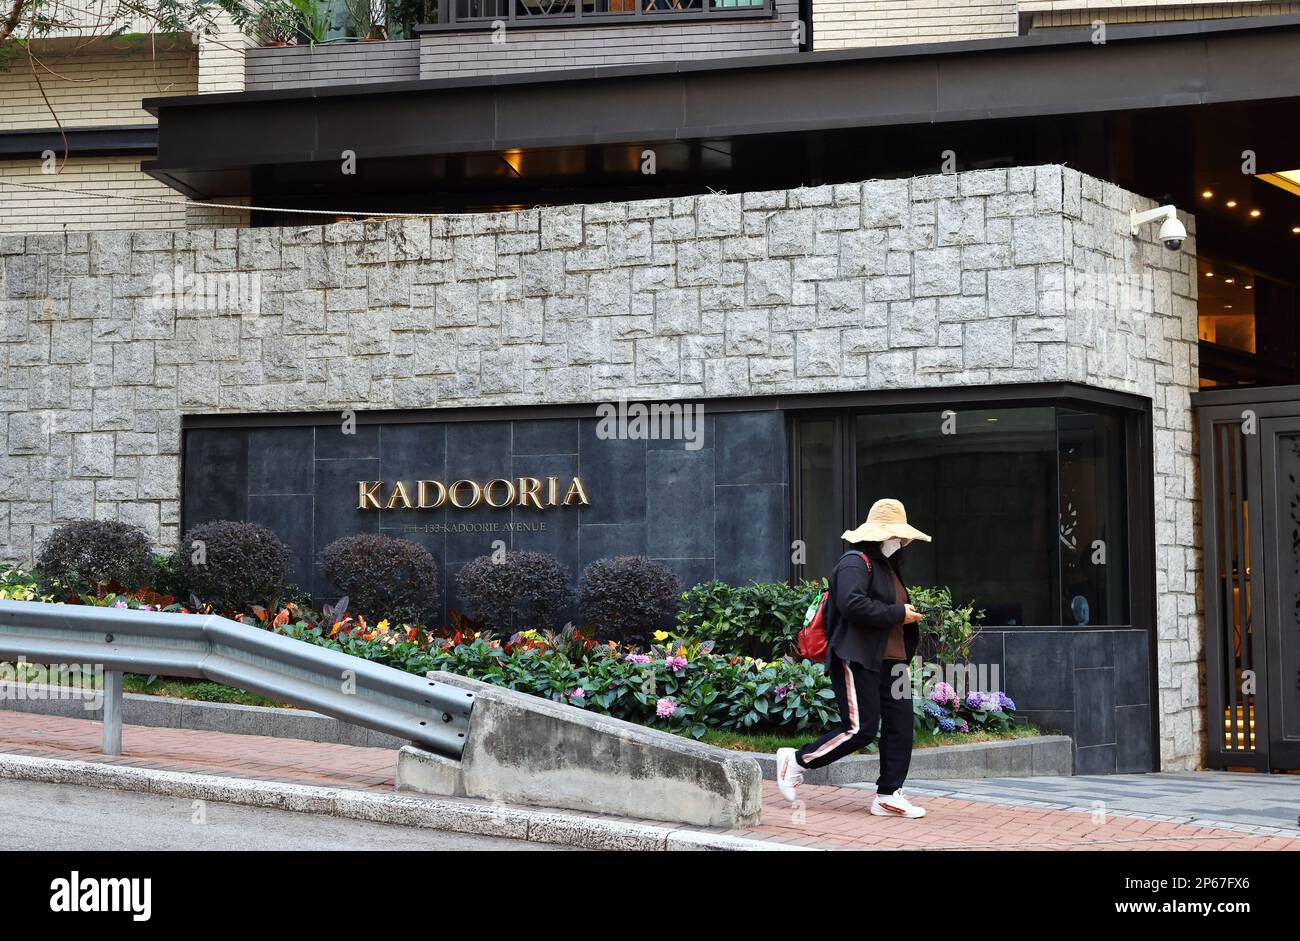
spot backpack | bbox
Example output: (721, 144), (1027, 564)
(796, 551), (871, 660)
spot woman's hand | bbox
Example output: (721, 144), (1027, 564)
(902, 604), (924, 624)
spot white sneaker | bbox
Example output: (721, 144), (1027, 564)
(775, 748), (804, 801)
(871, 789), (926, 818)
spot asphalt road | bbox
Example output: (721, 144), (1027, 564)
(0, 780), (563, 851)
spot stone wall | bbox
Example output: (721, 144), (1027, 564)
(0, 165), (1202, 767)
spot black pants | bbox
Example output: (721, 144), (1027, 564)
(795, 655), (913, 795)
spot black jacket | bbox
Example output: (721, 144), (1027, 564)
(824, 545), (918, 669)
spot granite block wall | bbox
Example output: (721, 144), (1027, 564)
(0, 165), (1203, 767)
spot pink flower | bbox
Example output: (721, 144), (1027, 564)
(666, 656), (687, 672)
(656, 697), (678, 719)
(625, 653), (651, 665)
(569, 688), (585, 699)
(113, 600), (128, 609)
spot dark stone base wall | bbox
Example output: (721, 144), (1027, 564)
(968, 627), (1155, 773)
(182, 409), (790, 627)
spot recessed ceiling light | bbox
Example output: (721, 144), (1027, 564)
(1225, 278), (1235, 284)
(1225, 304), (1233, 309)
(1226, 200), (1238, 208)
(1245, 284), (1253, 290)
(1292, 226), (1300, 234)
(1249, 209), (1262, 218)
(1205, 272), (1214, 277)
(1202, 190), (1214, 198)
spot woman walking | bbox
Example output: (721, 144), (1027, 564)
(777, 498), (930, 818)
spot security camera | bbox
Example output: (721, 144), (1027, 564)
(1130, 205), (1187, 251)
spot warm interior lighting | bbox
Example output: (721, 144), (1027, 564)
(1225, 278), (1235, 284)
(1202, 189), (1214, 198)
(1292, 226), (1300, 234)
(1226, 200), (1238, 208)
(1258, 169), (1300, 197)
(501, 149), (524, 175)
(1249, 209), (1262, 218)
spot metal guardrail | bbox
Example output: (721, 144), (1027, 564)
(0, 599), (474, 759)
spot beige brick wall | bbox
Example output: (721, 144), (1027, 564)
(0, 45), (196, 131)
(1022, 0), (1299, 22)
(0, 158), (189, 233)
(814, 0), (1019, 50)
(1025, 1), (1300, 26)
(198, 10), (256, 94)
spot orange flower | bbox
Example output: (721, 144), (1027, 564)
(272, 608), (290, 628)
(329, 622), (344, 638)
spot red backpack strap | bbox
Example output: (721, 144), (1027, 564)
(855, 550), (872, 573)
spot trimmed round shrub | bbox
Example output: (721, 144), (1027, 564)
(36, 519), (154, 597)
(456, 551), (570, 633)
(179, 520), (291, 614)
(321, 533), (440, 625)
(578, 556), (681, 648)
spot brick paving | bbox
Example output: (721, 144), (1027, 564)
(1, 708), (1295, 851)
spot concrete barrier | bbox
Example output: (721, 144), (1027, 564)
(396, 671), (764, 829)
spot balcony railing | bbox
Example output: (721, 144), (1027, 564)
(416, 0), (773, 32)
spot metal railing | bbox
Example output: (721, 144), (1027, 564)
(419, 0), (771, 31)
(0, 599), (473, 759)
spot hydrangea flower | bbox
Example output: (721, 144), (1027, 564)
(959, 720), (970, 733)
(656, 697), (678, 719)
(930, 681), (958, 706)
(938, 717), (956, 732)
(997, 692), (1016, 711)
(923, 700), (949, 718)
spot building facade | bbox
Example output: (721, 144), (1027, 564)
(3, 3), (1300, 774)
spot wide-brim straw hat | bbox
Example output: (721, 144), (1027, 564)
(842, 498), (931, 545)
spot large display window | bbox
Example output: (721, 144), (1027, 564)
(792, 392), (1144, 629)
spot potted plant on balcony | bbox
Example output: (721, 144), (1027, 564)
(291, 0), (342, 45)
(342, 0), (390, 40)
(257, 0), (302, 45)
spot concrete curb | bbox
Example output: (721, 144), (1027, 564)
(744, 735), (1074, 785)
(0, 753), (809, 852)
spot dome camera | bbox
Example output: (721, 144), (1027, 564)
(1130, 205), (1187, 251)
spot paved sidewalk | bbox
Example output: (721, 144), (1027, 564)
(1, 708), (1296, 851)
(905, 772), (1300, 832)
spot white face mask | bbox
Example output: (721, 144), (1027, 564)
(881, 537), (902, 558)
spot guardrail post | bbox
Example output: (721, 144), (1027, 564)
(103, 670), (123, 756)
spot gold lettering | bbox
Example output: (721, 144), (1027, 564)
(483, 478), (517, 508)
(564, 477), (590, 506)
(547, 476), (559, 507)
(448, 479), (483, 509)
(386, 480), (414, 510)
(357, 481), (383, 510)
(417, 480), (446, 509)
(517, 477), (544, 510)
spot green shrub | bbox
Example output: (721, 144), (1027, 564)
(578, 556), (680, 647)
(677, 579), (825, 660)
(179, 520), (291, 614)
(35, 519), (154, 597)
(906, 585), (984, 664)
(455, 551), (569, 632)
(321, 533), (440, 625)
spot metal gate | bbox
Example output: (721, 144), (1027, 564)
(1195, 385), (1300, 771)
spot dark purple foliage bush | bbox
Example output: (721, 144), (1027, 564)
(456, 551), (570, 632)
(321, 533), (440, 625)
(578, 556), (681, 647)
(36, 519), (154, 596)
(179, 520), (291, 614)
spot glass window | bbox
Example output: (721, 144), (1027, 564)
(796, 419), (837, 582)
(1057, 409), (1128, 625)
(855, 408), (1059, 626)
(793, 403), (1132, 627)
